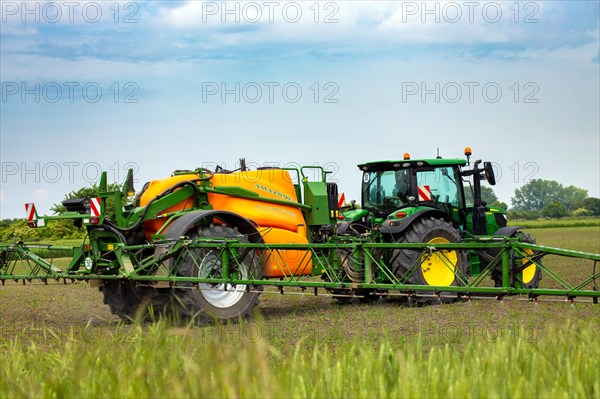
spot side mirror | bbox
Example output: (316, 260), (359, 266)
(484, 162), (496, 185)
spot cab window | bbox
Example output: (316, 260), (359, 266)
(363, 169), (411, 210)
(415, 166), (462, 208)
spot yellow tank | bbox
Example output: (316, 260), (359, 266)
(139, 169), (312, 277)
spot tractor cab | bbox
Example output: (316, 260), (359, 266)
(339, 149), (502, 237)
(358, 156), (466, 225)
(360, 159), (465, 217)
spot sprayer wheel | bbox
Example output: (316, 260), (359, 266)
(169, 225), (262, 324)
(100, 281), (171, 322)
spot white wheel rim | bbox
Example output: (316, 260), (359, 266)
(197, 251), (247, 309)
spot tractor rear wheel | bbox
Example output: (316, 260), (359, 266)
(492, 232), (542, 289)
(390, 217), (468, 304)
(169, 225), (262, 324)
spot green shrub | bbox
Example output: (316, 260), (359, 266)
(573, 208), (593, 217)
(541, 201), (569, 219)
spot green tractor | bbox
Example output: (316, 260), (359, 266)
(337, 148), (541, 302)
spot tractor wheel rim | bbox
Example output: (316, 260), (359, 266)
(198, 251), (246, 309)
(421, 237), (457, 286)
(521, 248), (536, 284)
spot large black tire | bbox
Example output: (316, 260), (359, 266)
(100, 281), (171, 322)
(98, 223), (173, 322)
(389, 217), (468, 304)
(491, 232), (542, 289)
(101, 281), (141, 320)
(168, 224), (262, 324)
(101, 224), (262, 324)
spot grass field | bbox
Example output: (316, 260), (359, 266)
(508, 216), (600, 229)
(1, 226), (599, 398)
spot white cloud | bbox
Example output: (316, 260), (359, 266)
(160, 1), (212, 28)
(2, 1), (597, 66)
(155, 1), (584, 47)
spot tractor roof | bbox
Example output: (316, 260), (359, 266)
(357, 158), (467, 172)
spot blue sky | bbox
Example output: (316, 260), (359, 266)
(1, 1), (599, 218)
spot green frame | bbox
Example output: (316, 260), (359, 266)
(1, 238), (599, 301)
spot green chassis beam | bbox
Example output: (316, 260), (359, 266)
(1, 240), (598, 299)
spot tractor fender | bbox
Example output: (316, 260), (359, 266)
(492, 226), (523, 238)
(163, 210), (264, 243)
(379, 209), (450, 239)
(485, 226), (524, 259)
(337, 221), (353, 235)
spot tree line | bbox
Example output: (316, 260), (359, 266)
(509, 179), (599, 219)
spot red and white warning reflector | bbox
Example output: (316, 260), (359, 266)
(24, 203), (44, 228)
(89, 197), (101, 224)
(25, 203), (36, 221)
(25, 203), (37, 227)
(337, 192), (346, 208)
(418, 185), (431, 202)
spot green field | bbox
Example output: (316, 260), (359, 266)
(1, 226), (599, 398)
(508, 216), (600, 229)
